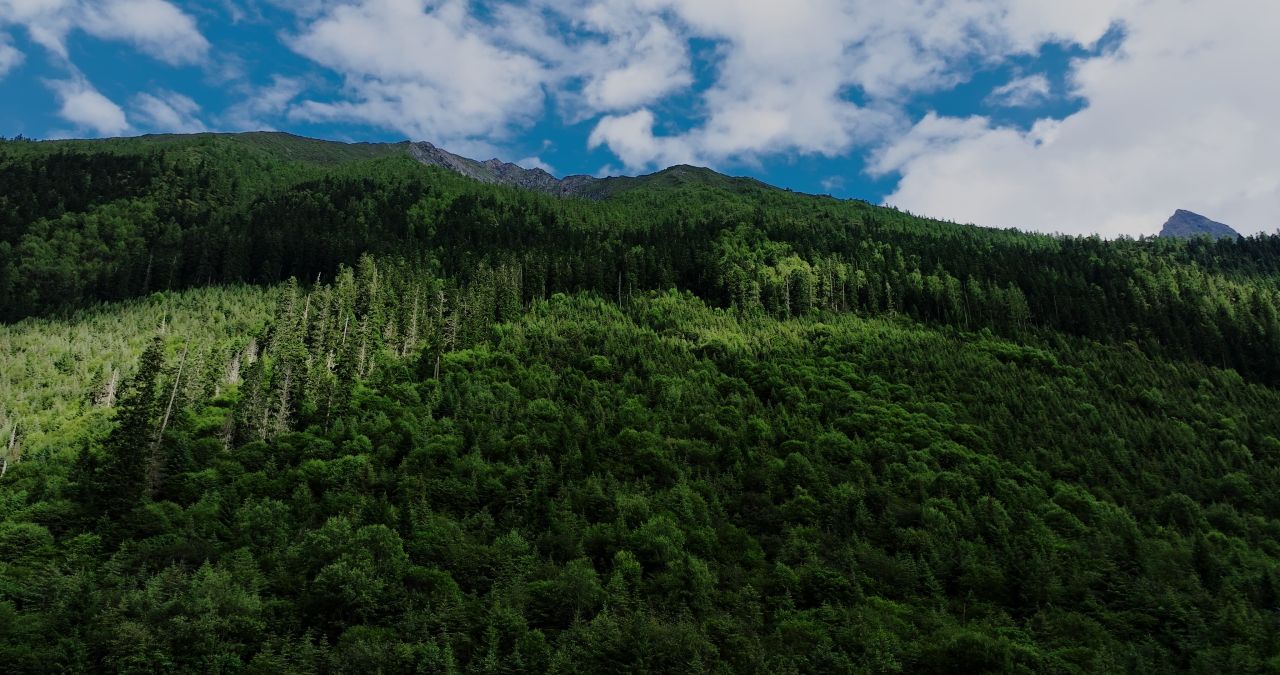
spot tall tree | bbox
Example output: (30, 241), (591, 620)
(93, 335), (165, 519)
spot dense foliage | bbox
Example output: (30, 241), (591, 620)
(1, 133), (1279, 672)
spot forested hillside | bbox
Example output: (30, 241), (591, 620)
(1, 133), (1279, 672)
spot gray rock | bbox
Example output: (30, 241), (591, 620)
(408, 142), (603, 198)
(407, 141), (775, 200)
(1159, 209), (1240, 239)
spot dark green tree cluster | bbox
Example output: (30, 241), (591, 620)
(3, 288), (1280, 672)
(2, 132), (1280, 672)
(3, 133), (1280, 383)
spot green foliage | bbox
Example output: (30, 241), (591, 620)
(2, 134), (1280, 672)
(4, 133), (1279, 382)
(3, 284), (1280, 671)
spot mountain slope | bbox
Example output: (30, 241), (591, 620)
(3, 132), (1279, 381)
(1159, 209), (1241, 239)
(3, 275), (1280, 672)
(3, 132), (1280, 672)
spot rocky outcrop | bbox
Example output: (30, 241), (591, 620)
(1159, 209), (1240, 239)
(408, 142), (602, 198)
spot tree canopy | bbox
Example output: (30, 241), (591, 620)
(1, 133), (1278, 672)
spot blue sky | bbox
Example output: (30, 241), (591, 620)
(1, 1), (1276, 236)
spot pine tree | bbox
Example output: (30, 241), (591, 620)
(95, 335), (165, 518)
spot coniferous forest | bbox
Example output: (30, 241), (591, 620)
(2, 132), (1280, 673)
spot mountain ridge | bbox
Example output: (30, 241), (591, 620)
(406, 139), (776, 200)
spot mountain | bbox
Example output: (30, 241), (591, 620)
(3, 131), (1280, 672)
(1159, 209), (1241, 239)
(29, 130), (782, 200)
(408, 140), (597, 196)
(408, 139), (776, 199)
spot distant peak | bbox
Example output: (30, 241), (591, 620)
(405, 139), (773, 201)
(408, 140), (600, 198)
(1159, 209), (1240, 240)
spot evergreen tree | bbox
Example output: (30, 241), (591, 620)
(93, 335), (165, 519)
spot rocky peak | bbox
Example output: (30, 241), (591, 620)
(408, 141), (601, 198)
(1159, 210), (1240, 240)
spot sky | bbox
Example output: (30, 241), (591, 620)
(0, 0), (1276, 237)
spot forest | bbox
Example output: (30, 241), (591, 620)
(1, 132), (1279, 673)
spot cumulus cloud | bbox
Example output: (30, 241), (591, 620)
(877, 1), (1280, 236)
(578, 18), (690, 112)
(132, 91), (206, 133)
(265, 0), (1137, 174)
(577, 0), (1126, 171)
(987, 74), (1052, 108)
(588, 109), (698, 168)
(8, 0), (1267, 237)
(80, 0), (210, 65)
(0, 0), (209, 64)
(820, 176), (846, 193)
(0, 35), (22, 79)
(516, 156), (556, 174)
(46, 77), (129, 136)
(285, 0), (547, 151)
(223, 75), (306, 131)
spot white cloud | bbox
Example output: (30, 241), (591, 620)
(5, 0), (1263, 239)
(483, 1), (693, 117)
(588, 109), (698, 168)
(576, 0), (1129, 172)
(132, 91), (206, 132)
(223, 75), (306, 131)
(0, 35), (22, 79)
(516, 156), (556, 174)
(987, 74), (1051, 108)
(221, 0), (247, 24)
(285, 0), (548, 151)
(264, 0), (1138, 175)
(579, 18), (690, 112)
(0, 0), (209, 64)
(877, 1), (1280, 236)
(0, 0), (76, 58)
(80, 0), (210, 65)
(46, 77), (129, 136)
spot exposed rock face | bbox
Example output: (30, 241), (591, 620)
(407, 141), (775, 200)
(1159, 209), (1241, 239)
(408, 142), (602, 198)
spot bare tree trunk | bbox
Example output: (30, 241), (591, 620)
(149, 345), (189, 493)
(157, 346), (190, 445)
(97, 368), (120, 407)
(273, 367), (293, 436)
(399, 294), (419, 358)
(166, 253), (179, 290)
(357, 316), (369, 378)
(142, 252), (154, 294)
(226, 351), (242, 386)
(2, 422), (16, 478)
(219, 408), (235, 451)
(784, 275), (792, 316)
(324, 383), (336, 429)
